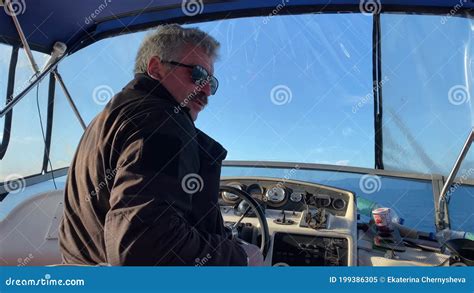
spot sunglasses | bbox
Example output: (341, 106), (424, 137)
(163, 60), (219, 95)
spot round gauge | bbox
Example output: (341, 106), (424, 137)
(265, 186), (287, 205)
(221, 183), (242, 203)
(332, 198), (346, 210)
(290, 191), (304, 203)
(316, 195), (331, 207)
(246, 183), (264, 199)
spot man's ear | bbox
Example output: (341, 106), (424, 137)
(147, 56), (166, 80)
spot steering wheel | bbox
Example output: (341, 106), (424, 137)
(219, 185), (271, 258)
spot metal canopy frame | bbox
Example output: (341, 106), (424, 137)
(0, 7), (86, 131)
(437, 129), (474, 230)
(0, 1), (86, 179)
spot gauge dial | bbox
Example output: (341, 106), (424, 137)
(332, 198), (346, 210)
(290, 191), (303, 203)
(221, 183), (242, 203)
(246, 183), (264, 200)
(265, 186), (287, 205)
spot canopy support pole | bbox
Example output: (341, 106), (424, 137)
(437, 128), (474, 230)
(3, 2), (87, 130)
(53, 70), (87, 130)
(7, 1), (40, 75)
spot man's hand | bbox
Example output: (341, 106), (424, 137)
(237, 239), (264, 266)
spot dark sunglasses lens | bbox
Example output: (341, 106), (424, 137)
(210, 76), (218, 95)
(192, 66), (207, 82)
(192, 66), (218, 95)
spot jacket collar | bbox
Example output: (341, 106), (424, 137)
(128, 73), (176, 103)
(127, 74), (226, 162)
(127, 73), (193, 118)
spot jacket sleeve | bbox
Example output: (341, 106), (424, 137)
(104, 117), (248, 266)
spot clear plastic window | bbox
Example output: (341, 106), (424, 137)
(0, 49), (49, 180)
(48, 13), (374, 170)
(381, 13), (474, 176)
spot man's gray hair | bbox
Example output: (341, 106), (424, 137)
(134, 24), (220, 74)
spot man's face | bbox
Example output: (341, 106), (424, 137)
(148, 45), (215, 121)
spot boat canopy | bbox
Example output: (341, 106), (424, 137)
(0, 0), (473, 54)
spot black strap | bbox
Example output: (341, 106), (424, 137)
(373, 13), (384, 169)
(0, 46), (18, 160)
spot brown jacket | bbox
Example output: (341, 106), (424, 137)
(59, 73), (247, 265)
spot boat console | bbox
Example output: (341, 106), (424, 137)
(219, 177), (357, 266)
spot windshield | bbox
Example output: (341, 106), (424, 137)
(1, 11), (473, 234)
(7, 12), (471, 176)
(381, 13), (474, 177)
(44, 13), (375, 172)
(222, 165), (438, 232)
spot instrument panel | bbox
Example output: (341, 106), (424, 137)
(219, 177), (357, 266)
(220, 178), (352, 216)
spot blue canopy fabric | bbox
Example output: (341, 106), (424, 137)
(0, 0), (472, 54)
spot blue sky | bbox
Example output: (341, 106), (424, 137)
(1, 12), (473, 180)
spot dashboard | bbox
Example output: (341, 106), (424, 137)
(219, 177), (357, 266)
(220, 178), (350, 216)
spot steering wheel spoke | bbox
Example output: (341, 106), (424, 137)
(219, 185), (271, 258)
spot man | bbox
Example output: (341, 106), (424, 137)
(59, 24), (263, 266)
